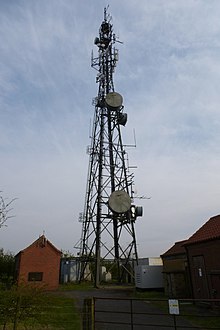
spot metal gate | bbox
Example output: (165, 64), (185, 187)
(83, 297), (220, 330)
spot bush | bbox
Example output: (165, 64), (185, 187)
(0, 284), (82, 329)
(0, 249), (15, 288)
(0, 283), (46, 329)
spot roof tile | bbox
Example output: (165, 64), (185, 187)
(185, 214), (220, 245)
(161, 240), (187, 257)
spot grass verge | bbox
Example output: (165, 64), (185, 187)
(0, 294), (82, 330)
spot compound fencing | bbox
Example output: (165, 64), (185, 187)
(83, 297), (220, 330)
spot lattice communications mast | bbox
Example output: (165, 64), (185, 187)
(79, 8), (143, 286)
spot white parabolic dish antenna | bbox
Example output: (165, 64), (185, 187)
(108, 190), (131, 214)
(105, 92), (123, 110)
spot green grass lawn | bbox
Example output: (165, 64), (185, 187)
(0, 293), (82, 330)
(37, 295), (82, 330)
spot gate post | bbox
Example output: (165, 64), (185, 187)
(83, 298), (94, 330)
(91, 297), (95, 330)
(130, 299), (134, 330)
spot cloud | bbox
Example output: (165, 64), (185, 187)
(1, 0), (220, 258)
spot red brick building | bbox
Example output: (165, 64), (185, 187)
(184, 215), (220, 300)
(15, 235), (61, 290)
(161, 215), (220, 300)
(161, 240), (191, 298)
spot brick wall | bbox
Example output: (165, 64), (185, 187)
(186, 239), (220, 299)
(16, 236), (61, 290)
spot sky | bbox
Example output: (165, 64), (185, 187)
(1, 0), (220, 258)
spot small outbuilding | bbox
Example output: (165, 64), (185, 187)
(162, 214), (220, 300)
(184, 215), (220, 300)
(15, 235), (61, 290)
(161, 240), (191, 298)
(135, 257), (164, 290)
(60, 257), (80, 283)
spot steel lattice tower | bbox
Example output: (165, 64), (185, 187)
(79, 8), (142, 287)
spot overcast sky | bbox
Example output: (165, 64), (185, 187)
(1, 0), (220, 258)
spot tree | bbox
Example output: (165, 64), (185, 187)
(0, 249), (15, 287)
(0, 193), (16, 228)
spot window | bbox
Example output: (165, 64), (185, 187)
(28, 272), (43, 282)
